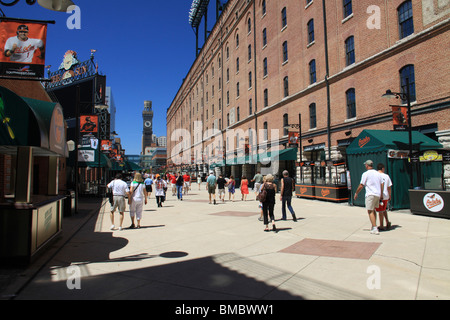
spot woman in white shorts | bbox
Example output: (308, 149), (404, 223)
(129, 172), (148, 228)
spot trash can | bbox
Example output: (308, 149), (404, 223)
(64, 190), (75, 217)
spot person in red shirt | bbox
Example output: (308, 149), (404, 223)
(183, 173), (191, 195)
(170, 174), (177, 196)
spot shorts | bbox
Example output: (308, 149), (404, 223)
(145, 185), (152, 192)
(254, 183), (261, 192)
(208, 185), (216, 194)
(112, 195), (126, 213)
(375, 199), (388, 212)
(365, 195), (380, 211)
(218, 188), (225, 196)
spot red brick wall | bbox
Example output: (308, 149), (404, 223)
(167, 0), (450, 162)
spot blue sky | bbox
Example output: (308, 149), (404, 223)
(2, 0), (216, 154)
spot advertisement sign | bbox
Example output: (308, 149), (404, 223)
(288, 132), (299, 146)
(101, 139), (112, 151)
(80, 115), (98, 133)
(78, 149), (95, 162)
(392, 106), (409, 131)
(0, 18), (48, 79)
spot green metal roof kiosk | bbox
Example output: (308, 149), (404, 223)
(347, 130), (448, 217)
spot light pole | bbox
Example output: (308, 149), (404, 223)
(382, 78), (414, 189)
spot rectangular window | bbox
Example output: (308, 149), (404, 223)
(345, 36), (355, 66)
(309, 103), (316, 129)
(343, 0), (352, 18)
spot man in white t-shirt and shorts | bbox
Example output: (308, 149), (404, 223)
(354, 160), (384, 234)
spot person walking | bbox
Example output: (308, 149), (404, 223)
(170, 173), (177, 196)
(217, 174), (227, 202)
(197, 174), (202, 190)
(154, 174), (167, 207)
(128, 172), (148, 228)
(206, 171), (217, 204)
(240, 176), (249, 201)
(144, 174), (153, 200)
(354, 160), (384, 235)
(107, 173), (129, 231)
(376, 163), (392, 230)
(227, 175), (236, 201)
(251, 171), (264, 200)
(261, 174), (277, 232)
(258, 176), (266, 221)
(176, 172), (184, 200)
(183, 173), (191, 195)
(280, 170), (297, 221)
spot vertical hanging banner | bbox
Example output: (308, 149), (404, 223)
(0, 18), (50, 79)
(392, 106), (409, 131)
(80, 115), (98, 134)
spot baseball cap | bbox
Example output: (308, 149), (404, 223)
(364, 160), (373, 166)
(17, 25), (29, 32)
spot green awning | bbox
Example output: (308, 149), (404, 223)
(111, 161), (126, 171)
(347, 130), (443, 155)
(0, 86), (66, 156)
(125, 161), (142, 171)
(258, 148), (298, 162)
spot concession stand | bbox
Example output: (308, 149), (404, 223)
(346, 130), (444, 211)
(0, 85), (67, 265)
(295, 143), (349, 202)
(408, 149), (450, 218)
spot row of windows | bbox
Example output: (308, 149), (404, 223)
(173, 1), (416, 134)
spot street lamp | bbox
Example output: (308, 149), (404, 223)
(0, 0), (75, 12)
(284, 113), (302, 182)
(382, 77), (414, 189)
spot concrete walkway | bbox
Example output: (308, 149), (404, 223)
(1, 183), (450, 300)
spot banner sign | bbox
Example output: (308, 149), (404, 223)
(0, 18), (48, 79)
(78, 149), (95, 162)
(80, 115), (98, 133)
(101, 139), (112, 151)
(392, 106), (409, 131)
(288, 132), (299, 146)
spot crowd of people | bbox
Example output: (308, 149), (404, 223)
(107, 159), (392, 234)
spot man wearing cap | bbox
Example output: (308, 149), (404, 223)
(206, 171), (217, 205)
(354, 160), (384, 235)
(4, 25), (45, 63)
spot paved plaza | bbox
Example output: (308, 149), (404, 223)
(1, 183), (450, 301)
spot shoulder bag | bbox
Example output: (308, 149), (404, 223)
(258, 184), (267, 202)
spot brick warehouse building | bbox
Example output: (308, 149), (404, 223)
(167, 0), (450, 188)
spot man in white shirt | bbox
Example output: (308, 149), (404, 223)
(354, 160), (384, 234)
(107, 173), (129, 231)
(4, 25), (45, 63)
(376, 163), (392, 230)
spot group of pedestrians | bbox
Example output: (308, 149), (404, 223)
(205, 170), (298, 232)
(354, 160), (393, 235)
(108, 160), (392, 235)
(107, 172), (168, 230)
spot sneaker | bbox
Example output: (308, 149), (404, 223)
(110, 225), (115, 230)
(118, 226), (123, 231)
(213, 199), (216, 205)
(370, 227), (379, 235)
